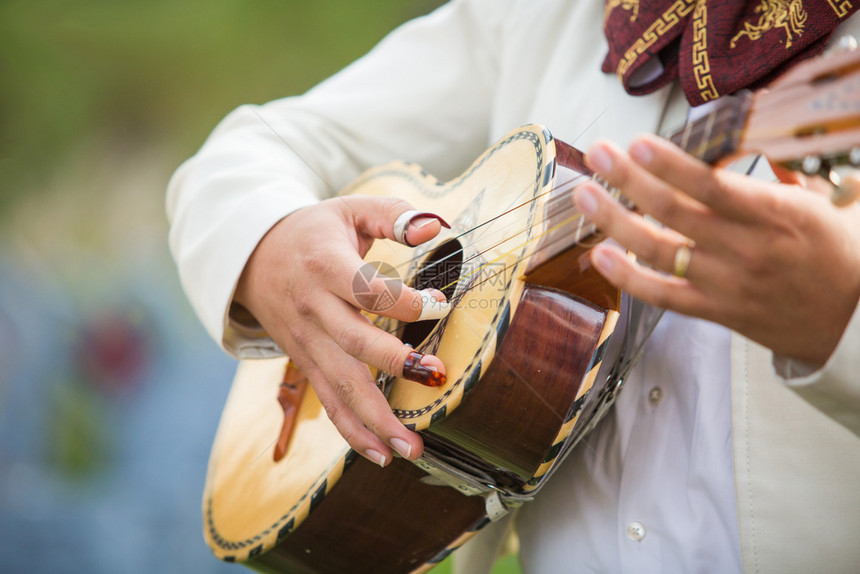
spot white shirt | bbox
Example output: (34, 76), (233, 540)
(517, 312), (740, 573)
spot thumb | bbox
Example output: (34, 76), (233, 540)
(339, 195), (450, 247)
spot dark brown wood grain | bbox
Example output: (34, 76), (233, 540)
(249, 456), (485, 574)
(429, 286), (606, 483)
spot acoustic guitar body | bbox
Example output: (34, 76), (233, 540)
(203, 125), (621, 573)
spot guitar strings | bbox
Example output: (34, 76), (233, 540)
(371, 191), (592, 337)
(386, 172), (585, 274)
(435, 202), (597, 296)
(406, 175), (609, 300)
(384, 170), (593, 298)
(403, 192), (588, 294)
(377, 198), (602, 337)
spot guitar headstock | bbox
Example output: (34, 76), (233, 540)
(742, 39), (860, 176)
(667, 39), (860, 183)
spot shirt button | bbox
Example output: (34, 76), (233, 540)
(648, 386), (663, 406)
(626, 521), (646, 541)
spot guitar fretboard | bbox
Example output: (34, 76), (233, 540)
(665, 91), (752, 164)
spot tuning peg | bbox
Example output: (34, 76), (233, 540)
(833, 35), (858, 54)
(850, 147), (860, 167)
(831, 170), (860, 206)
(801, 155), (823, 176)
(797, 156), (860, 205)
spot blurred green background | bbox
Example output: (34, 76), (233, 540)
(0, 0), (522, 572)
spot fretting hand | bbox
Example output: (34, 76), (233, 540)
(233, 195), (448, 467)
(573, 134), (860, 366)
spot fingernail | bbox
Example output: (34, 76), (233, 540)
(574, 186), (599, 216)
(424, 288), (446, 302)
(587, 144), (612, 174)
(366, 449), (387, 468)
(408, 212), (451, 230)
(403, 351), (447, 387)
(593, 248), (614, 275)
(629, 139), (653, 165)
(390, 437), (412, 459)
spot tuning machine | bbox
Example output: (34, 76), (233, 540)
(831, 172), (860, 206)
(798, 148), (860, 206)
(828, 35), (858, 55)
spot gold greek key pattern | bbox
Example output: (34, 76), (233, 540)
(605, 0), (640, 22)
(692, 0), (719, 101)
(617, 0), (696, 78)
(828, 0), (853, 18)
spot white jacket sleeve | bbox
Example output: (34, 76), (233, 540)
(166, 0), (508, 357)
(778, 298), (860, 436)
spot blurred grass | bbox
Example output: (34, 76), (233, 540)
(435, 553), (522, 573)
(0, 0), (445, 218)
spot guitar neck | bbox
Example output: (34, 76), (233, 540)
(522, 95), (754, 295)
(664, 91), (753, 164)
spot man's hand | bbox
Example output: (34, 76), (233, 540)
(234, 195), (447, 467)
(573, 134), (860, 365)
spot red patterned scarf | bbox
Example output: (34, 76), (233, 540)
(602, 0), (858, 106)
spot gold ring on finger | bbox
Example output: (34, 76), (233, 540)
(672, 241), (695, 278)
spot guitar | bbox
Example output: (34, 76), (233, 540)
(202, 46), (860, 573)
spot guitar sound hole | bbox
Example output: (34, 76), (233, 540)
(400, 239), (463, 348)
